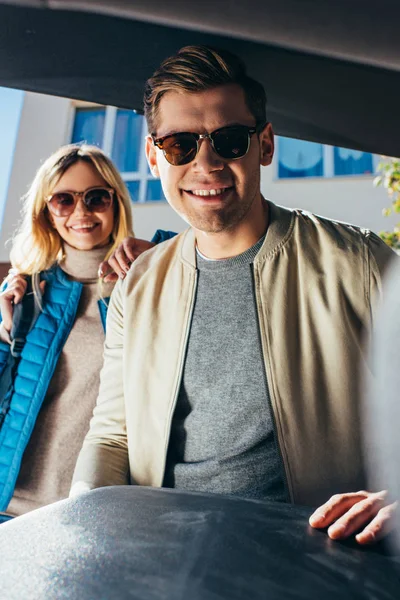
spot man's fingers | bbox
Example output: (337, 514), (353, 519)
(309, 490), (395, 545)
(326, 494), (386, 540)
(355, 502), (397, 545)
(39, 281), (46, 295)
(309, 492), (371, 528)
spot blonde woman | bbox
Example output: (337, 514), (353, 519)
(0, 144), (174, 522)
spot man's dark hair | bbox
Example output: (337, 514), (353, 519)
(144, 45), (267, 133)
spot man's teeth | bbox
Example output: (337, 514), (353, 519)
(191, 189), (227, 197)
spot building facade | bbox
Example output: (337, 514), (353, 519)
(0, 89), (394, 271)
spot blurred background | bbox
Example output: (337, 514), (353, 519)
(0, 86), (392, 279)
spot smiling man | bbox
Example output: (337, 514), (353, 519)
(147, 82), (272, 259)
(71, 46), (397, 544)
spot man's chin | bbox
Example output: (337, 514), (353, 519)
(182, 212), (233, 234)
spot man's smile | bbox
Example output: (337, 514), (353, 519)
(183, 186), (234, 200)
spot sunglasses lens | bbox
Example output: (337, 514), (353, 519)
(213, 127), (250, 159)
(162, 133), (198, 166)
(48, 192), (75, 216)
(48, 189), (112, 216)
(84, 188), (113, 212)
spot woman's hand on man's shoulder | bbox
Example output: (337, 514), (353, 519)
(98, 237), (156, 283)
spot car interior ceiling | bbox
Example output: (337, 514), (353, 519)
(0, 0), (399, 157)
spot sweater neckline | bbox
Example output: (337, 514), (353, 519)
(195, 235), (266, 269)
(59, 242), (112, 283)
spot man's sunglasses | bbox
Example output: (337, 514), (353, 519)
(152, 125), (260, 166)
(46, 187), (114, 217)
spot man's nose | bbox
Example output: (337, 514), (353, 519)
(192, 138), (224, 173)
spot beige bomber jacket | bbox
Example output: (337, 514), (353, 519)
(71, 201), (395, 506)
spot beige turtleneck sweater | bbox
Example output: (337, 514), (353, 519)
(6, 243), (114, 517)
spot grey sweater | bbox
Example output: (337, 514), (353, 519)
(163, 237), (287, 502)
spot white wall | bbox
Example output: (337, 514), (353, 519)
(1, 90), (394, 263)
(0, 88), (24, 236)
(123, 165), (395, 241)
(261, 160), (392, 233)
(132, 203), (187, 240)
(0, 92), (73, 262)
(0, 92), (188, 261)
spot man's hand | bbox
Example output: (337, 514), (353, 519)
(98, 237), (156, 282)
(309, 490), (397, 545)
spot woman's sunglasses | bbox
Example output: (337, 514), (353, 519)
(46, 187), (114, 217)
(152, 124), (259, 166)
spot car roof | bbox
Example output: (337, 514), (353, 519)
(1, 0), (399, 156)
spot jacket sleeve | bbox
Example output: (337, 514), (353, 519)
(366, 231), (399, 325)
(70, 278), (129, 496)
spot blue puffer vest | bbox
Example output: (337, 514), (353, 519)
(0, 229), (176, 521)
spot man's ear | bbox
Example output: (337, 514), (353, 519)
(259, 123), (274, 166)
(146, 136), (160, 178)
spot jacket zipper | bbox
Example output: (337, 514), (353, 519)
(252, 264), (292, 503)
(160, 269), (198, 485)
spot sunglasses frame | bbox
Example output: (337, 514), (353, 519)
(46, 186), (114, 217)
(152, 124), (259, 166)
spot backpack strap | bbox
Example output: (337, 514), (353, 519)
(0, 277), (40, 427)
(10, 277), (40, 357)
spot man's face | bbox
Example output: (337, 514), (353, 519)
(146, 84), (274, 234)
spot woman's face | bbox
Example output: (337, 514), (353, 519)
(48, 160), (115, 250)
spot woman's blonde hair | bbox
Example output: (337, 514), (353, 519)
(10, 144), (134, 275)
